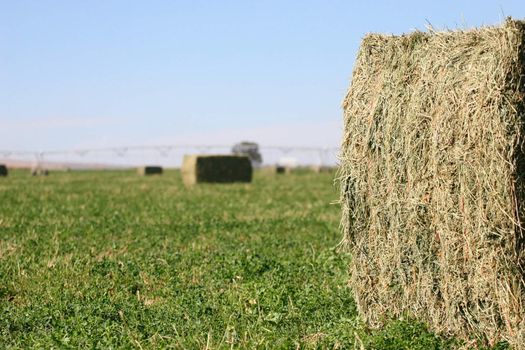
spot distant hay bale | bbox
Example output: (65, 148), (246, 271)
(256, 165), (289, 175)
(275, 165), (289, 174)
(31, 169), (49, 176)
(339, 18), (525, 347)
(137, 166), (163, 176)
(181, 155), (252, 186)
(0, 164), (7, 177)
(291, 165), (325, 174)
(310, 165), (335, 174)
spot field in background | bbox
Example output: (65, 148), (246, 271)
(1, 170), (459, 348)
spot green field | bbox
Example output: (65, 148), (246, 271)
(1, 170), (464, 349)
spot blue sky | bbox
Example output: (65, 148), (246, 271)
(1, 0), (524, 152)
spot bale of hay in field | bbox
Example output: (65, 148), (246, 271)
(339, 18), (525, 347)
(275, 165), (289, 174)
(31, 169), (49, 176)
(138, 166), (163, 176)
(310, 165), (336, 173)
(258, 165), (286, 174)
(0, 164), (7, 176)
(257, 165), (289, 175)
(181, 155), (252, 186)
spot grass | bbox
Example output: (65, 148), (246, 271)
(0, 169), (487, 348)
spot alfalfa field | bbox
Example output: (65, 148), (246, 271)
(1, 170), (468, 349)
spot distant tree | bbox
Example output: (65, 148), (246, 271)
(231, 141), (263, 168)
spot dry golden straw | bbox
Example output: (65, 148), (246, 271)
(339, 18), (525, 348)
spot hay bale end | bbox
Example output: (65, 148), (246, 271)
(339, 18), (525, 347)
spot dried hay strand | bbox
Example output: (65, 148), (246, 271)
(137, 166), (163, 176)
(0, 164), (7, 177)
(181, 155), (252, 186)
(339, 18), (525, 347)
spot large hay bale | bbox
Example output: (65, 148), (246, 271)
(339, 18), (525, 347)
(181, 155), (252, 186)
(138, 166), (163, 176)
(0, 164), (7, 176)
